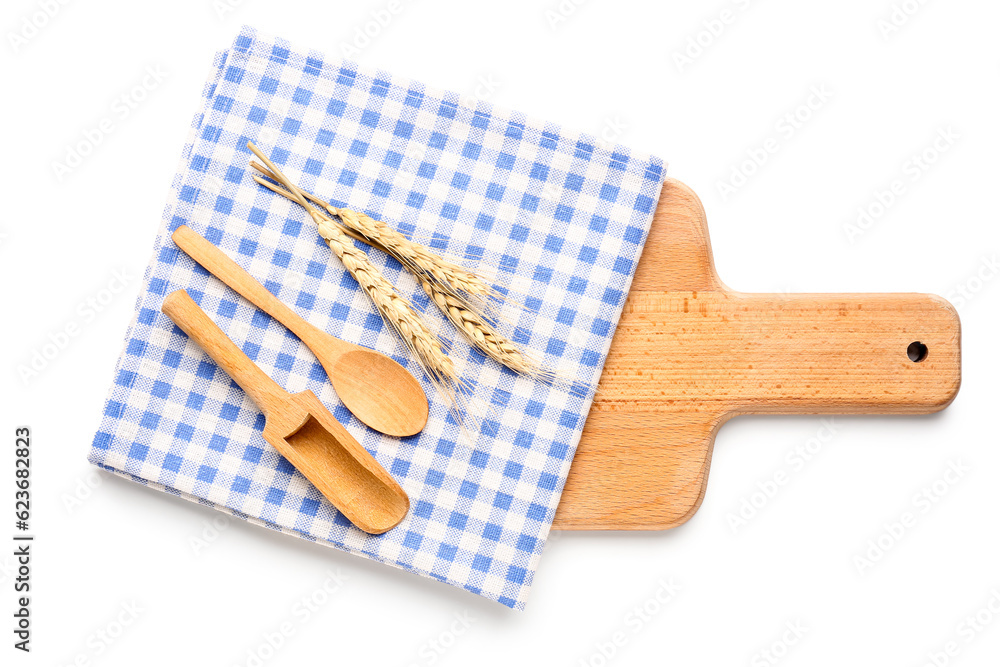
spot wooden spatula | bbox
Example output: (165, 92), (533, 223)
(161, 289), (409, 534)
(554, 179), (961, 530)
(171, 224), (428, 438)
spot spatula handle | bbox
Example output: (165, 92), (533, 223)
(161, 289), (287, 417)
(172, 225), (322, 344)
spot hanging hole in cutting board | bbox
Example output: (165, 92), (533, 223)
(907, 341), (929, 363)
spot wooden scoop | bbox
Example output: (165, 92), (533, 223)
(172, 224), (428, 437)
(161, 289), (409, 534)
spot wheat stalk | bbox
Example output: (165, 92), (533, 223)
(420, 279), (556, 381)
(319, 218), (458, 383)
(246, 143), (459, 391)
(251, 161), (499, 300)
(331, 208), (491, 298)
(249, 156), (571, 390)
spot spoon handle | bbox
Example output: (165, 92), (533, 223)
(161, 289), (288, 417)
(172, 225), (328, 345)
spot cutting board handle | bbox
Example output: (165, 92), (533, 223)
(615, 180), (961, 414)
(554, 179), (961, 530)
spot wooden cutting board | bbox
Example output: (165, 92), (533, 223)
(553, 179), (961, 530)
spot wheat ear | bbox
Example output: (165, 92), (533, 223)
(420, 279), (558, 382)
(251, 161), (498, 300)
(332, 208), (490, 297)
(321, 221), (458, 382)
(246, 143), (459, 391)
(249, 159), (577, 391)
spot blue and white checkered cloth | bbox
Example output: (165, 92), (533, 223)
(89, 26), (664, 609)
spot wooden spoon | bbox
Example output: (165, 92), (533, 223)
(162, 289), (409, 534)
(171, 224), (428, 437)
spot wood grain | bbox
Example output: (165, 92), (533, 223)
(161, 289), (409, 534)
(553, 179), (961, 530)
(172, 225), (428, 438)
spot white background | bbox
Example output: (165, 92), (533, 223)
(2, 0), (998, 665)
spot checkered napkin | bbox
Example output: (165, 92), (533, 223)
(89, 26), (664, 609)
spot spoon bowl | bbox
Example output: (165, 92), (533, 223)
(329, 349), (428, 437)
(172, 224), (429, 437)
